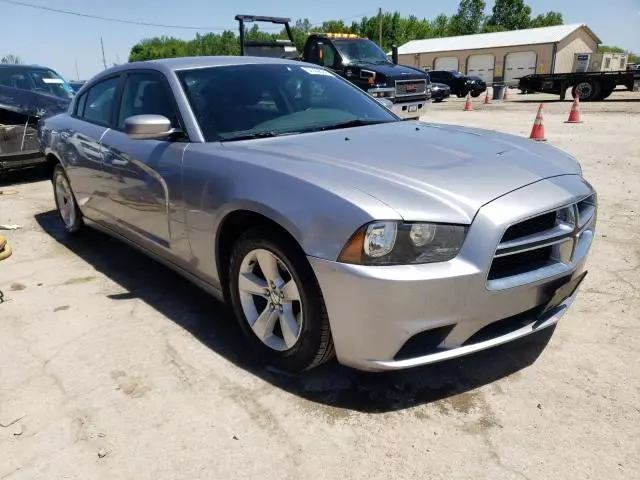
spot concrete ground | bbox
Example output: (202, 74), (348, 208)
(1, 90), (638, 480)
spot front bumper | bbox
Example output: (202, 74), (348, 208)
(309, 175), (595, 372)
(0, 150), (46, 173)
(390, 100), (430, 119)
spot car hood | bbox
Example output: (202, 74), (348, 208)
(348, 62), (427, 79)
(221, 121), (582, 224)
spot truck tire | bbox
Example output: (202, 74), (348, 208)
(597, 87), (614, 100)
(572, 80), (601, 101)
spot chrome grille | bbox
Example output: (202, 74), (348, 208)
(488, 194), (597, 288)
(395, 79), (427, 97)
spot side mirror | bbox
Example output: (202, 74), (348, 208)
(124, 114), (178, 140)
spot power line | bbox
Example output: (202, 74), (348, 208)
(0, 0), (372, 32)
(0, 0), (227, 30)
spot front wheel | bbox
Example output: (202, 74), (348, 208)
(52, 164), (84, 234)
(470, 91), (481, 98)
(228, 228), (335, 372)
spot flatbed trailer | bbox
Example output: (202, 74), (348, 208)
(518, 70), (640, 101)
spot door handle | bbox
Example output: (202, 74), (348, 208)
(110, 158), (129, 167)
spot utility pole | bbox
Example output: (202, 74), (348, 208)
(378, 8), (382, 48)
(75, 59), (79, 80)
(100, 36), (107, 70)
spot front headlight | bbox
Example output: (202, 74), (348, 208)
(338, 221), (468, 265)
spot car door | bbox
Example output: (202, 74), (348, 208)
(98, 70), (188, 257)
(60, 75), (120, 221)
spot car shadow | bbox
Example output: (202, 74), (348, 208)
(35, 210), (555, 414)
(0, 165), (49, 187)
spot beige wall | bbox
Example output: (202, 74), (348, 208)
(397, 26), (599, 80)
(399, 43), (554, 81)
(554, 28), (599, 73)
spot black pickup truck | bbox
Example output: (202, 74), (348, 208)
(235, 15), (431, 119)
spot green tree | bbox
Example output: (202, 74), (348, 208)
(1, 54), (23, 64)
(127, 4), (573, 62)
(430, 13), (453, 37)
(486, 0), (532, 30)
(529, 11), (563, 28)
(450, 0), (486, 35)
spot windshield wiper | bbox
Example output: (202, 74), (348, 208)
(313, 119), (390, 132)
(220, 131), (295, 142)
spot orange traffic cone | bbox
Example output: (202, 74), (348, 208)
(529, 103), (546, 141)
(564, 93), (583, 123)
(484, 89), (492, 104)
(463, 92), (474, 111)
(503, 87), (509, 101)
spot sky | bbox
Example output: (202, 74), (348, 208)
(1, 0), (638, 80)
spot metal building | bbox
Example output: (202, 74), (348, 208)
(395, 23), (601, 87)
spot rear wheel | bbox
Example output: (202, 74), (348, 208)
(572, 80), (601, 101)
(52, 164), (84, 234)
(228, 228), (334, 372)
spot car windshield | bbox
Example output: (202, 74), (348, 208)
(0, 66), (75, 99)
(332, 39), (390, 65)
(177, 63), (398, 142)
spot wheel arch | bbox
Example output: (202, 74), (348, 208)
(45, 151), (62, 178)
(214, 205), (306, 300)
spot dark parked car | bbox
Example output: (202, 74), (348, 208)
(430, 82), (451, 102)
(0, 64), (73, 175)
(429, 70), (487, 98)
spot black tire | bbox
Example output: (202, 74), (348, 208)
(597, 87), (614, 100)
(572, 80), (601, 101)
(52, 164), (84, 234)
(228, 228), (335, 372)
(470, 91), (481, 98)
(434, 98), (444, 102)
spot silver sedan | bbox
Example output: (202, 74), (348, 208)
(39, 56), (596, 372)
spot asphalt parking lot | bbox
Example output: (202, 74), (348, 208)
(1, 90), (639, 479)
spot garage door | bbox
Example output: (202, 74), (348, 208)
(467, 54), (495, 84)
(504, 51), (537, 87)
(434, 56), (459, 72)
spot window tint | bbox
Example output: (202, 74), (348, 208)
(333, 39), (388, 65)
(82, 77), (119, 125)
(321, 44), (336, 68)
(177, 63), (397, 142)
(118, 72), (177, 128)
(306, 39), (320, 64)
(75, 92), (87, 116)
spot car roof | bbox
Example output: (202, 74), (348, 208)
(0, 64), (54, 70)
(88, 56), (304, 84)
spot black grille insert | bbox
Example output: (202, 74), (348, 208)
(488, 246), (553, 280)
(501, 211), (556, 242)
(462, 305), (544, 346)
(394, 324), (455, 360)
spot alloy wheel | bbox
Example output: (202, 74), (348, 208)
(237, 248), (303, 351)
(55, 173), (76, 229)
